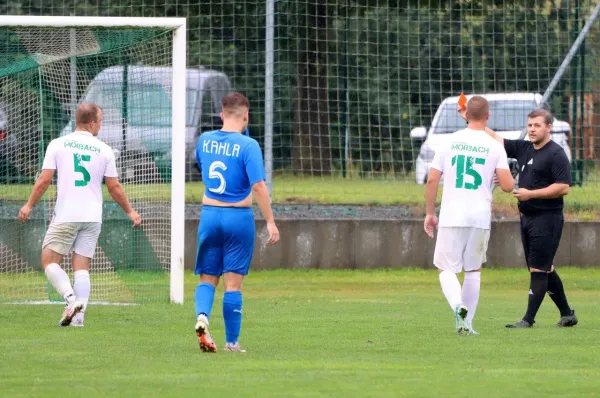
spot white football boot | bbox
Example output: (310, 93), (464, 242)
(58, 300), (84, 327)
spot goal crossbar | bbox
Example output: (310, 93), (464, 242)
(0, 16), (186, 29)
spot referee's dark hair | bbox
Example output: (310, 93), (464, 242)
(527, 108), (553, 125)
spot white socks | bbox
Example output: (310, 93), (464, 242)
(439, 270), (463, 310)
(45, 264), (91, 310)
(439, 270), (482, 327)
(462, 272), (481, 326)
(45, 263), (75, 302)
(74, 270), (91, 312)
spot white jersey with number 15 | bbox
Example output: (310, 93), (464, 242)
(430, 128), (509, 230)
(41, 130), (118, 223)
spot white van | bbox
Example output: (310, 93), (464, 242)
(410, 92), (572, 184)
(62, 66), (232, 182)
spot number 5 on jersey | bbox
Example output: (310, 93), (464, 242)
(74, 153), (91, 187)
(208, 161), (227, 194)
(452, 154), (485, 190)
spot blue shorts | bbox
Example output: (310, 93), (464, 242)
(194, 206), (255, 276)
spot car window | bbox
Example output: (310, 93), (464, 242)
(432, 100), (538, 134)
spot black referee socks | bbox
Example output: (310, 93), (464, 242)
(523, 272), (548, 325)
(547, 271), (572, 317)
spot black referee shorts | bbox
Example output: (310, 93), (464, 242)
(520, 212), (564, 271)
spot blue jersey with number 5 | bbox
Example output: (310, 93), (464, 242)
(196, 130), (266, 203)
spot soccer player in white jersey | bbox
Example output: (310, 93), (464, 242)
(18, 103), (141, 327)
(424, 96), (514, 335)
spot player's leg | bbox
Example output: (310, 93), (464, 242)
(461, 228), (490, 334)
(461, 270), (480, 334)
(544, 214), (577, 327)
(507, 214), (551, 328)
(222, 273), (246, 352)
(221, 208), (255, 352)
(68, 253), (89, 327)
(434, 227), (469, 335)
(43, 222), (89, 326)
(41, 222), (79, 324)
(196, 275), (219, 319)
(194, 274), (219, 353)
(69, 222), (101, 327)
(193, 207), (223, 352)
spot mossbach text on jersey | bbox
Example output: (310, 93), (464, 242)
(63, 140), (101, 154)
(202, 140), (241, 158)
(451, 143), (490, 155)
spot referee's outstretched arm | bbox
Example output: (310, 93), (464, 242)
(481, 125), (503, 146)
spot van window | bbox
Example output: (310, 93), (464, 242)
(86, 83), (198, 126)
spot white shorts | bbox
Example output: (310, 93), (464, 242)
(42, 222), (102, 259)
(434, 227), (490, 273)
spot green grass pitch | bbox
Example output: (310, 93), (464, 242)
(1, 268), (600, 397)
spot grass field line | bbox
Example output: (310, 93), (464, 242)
(8, 301), (137, 306)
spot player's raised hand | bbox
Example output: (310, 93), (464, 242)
(457, 105), (467, 122)
(18, 204), (33, 222)
(423, 214), (438, 238)
(266, 221), (280, 245)
(127, 210), (142, 227)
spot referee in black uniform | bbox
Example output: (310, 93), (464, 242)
(481, 108), (578, 328)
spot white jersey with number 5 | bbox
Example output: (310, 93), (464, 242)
(41, 131), (118, 223)
(430, 128), (509, 229)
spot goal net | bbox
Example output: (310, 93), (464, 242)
(0, 16), (186, 304)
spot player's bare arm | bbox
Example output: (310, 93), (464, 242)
(513, 183), (569, 202)
(104, 176), (141, 226)
(424, 168), (441, 238)
(495, 168), (514, 193)
(19, 169), (55, 222)
(252, 181), (280, 245)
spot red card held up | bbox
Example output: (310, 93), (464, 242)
(458, 92), (467, 111)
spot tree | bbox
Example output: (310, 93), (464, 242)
(289, 1), (332, 175)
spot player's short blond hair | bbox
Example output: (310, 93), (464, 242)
(76, 103), (102, 125)
(466, 96), (489, 122)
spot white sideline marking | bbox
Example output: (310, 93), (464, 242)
(9, 300), (138, 306)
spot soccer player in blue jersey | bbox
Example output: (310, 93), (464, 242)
(194, 92), (280, 353)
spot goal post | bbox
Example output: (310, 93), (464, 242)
(170, 19), (186, 305)
(0, 16), (186, 304)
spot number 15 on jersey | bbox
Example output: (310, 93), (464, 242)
(452, 154), (486, 190)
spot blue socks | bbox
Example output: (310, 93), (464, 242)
(196, 285), (243, 344)
(223, 291), (243, 344)
(194, 282), (216, 318)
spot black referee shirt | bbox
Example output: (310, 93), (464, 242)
(504, 139), (571, 215)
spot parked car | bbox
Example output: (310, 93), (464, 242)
(61, 66), (232, 182)
(410, 92), (572, 184)
(0, 103), (20, 183)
